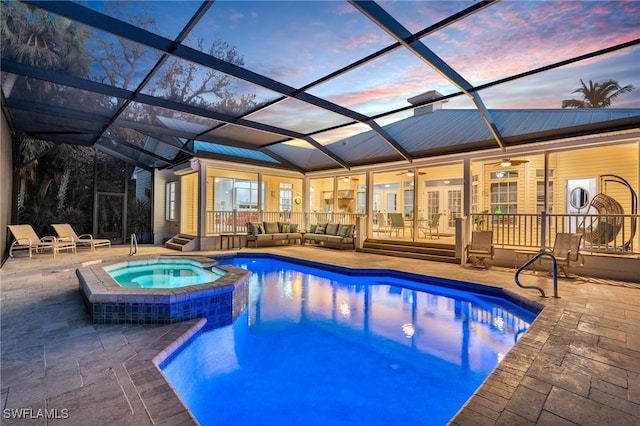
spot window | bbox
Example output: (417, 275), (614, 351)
(471, 175), (478, 214)
(165, 181), (176, 221)
(490, 182), (518, 214)
(490, 170), (519, 180)
(404, 184), (414, 219)
(279, 183), (293, 211)
(536, 169), (554, 213)
(536, 181), (554, 213)
(356, 188), (366, 214)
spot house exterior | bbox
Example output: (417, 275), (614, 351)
(145, 107), (640, 282)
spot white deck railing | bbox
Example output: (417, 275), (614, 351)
(473, 212), (639, 255)
(204, 210), (639, 255)
(205, 211), (364, 235)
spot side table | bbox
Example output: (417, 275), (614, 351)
(220, 233), (245, 250)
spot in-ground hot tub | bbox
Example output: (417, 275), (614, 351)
(105, 257), (226, 289)
(76, 255), (251, 327)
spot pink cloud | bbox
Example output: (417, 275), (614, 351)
(419, 1), (640, 84)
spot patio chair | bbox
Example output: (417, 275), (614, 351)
(419, 213), (441, 239)
(466, 230), (494, 269)
(52, 223), (111, 251)
(374, 212), (391, 236)
(7, 224), (76, 257)
(541, 232), (583, 277)
(389, 213), (405, 238)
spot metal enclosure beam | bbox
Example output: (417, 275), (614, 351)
(350, 0), (506, 152)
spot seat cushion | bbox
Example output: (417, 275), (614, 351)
(326, 223), (340, 235)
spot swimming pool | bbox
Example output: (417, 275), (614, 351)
(161, 256), (537, 425)
(104, 258), (226, 288)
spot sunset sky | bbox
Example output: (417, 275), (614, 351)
(34, 0), (640, 145)
(184, 0), (640, 111)
(83, 0), (639, 111)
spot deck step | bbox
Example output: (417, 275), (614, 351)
(173, 237), (193, 245)
(363, 242), (455, 256)
(358, 248), (459, 263)
(165, 241), (185, 251)
(359, 239), (458, 263)
(165, 234), (196, 251)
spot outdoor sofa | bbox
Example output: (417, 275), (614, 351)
(302, 223), (356, 251)
(246, 221), (303, 248)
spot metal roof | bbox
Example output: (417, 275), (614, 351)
(2, 1), (639, 173)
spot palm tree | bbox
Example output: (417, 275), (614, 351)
(17, 137), (52, 211)
(561, 79), (634, 108)
(1, 1), (89, 97)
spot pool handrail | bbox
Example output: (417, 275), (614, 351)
(130, 233), (138, 256)
(514, 250), (558, 298)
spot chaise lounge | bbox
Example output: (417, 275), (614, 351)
(7, 224), (76, 257)
(52, 223), (111, 251)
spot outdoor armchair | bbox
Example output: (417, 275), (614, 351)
(466, 230), (495, 269)
(540, 232), (583, 277)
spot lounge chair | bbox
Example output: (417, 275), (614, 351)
(466, 230), (494, 269)
(419, 213), (441, 239)
(52, 223), (111, 251)
(541, 232), (583, 277)
(7, 224), (76, 257)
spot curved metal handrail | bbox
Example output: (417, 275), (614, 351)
(514, 251), (558, 298)
(129, 233), (138, 256)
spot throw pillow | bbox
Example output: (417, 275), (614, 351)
(281, 224), (291, 233)
(339, 224), (353, 237)
(315, 225), (326, 234)
(309, 224), (317, 233)
(289, 224), (298, 232)
(248, 222), (263, 235)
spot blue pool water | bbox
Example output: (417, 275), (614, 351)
(162, 256), (536, 425)
(105, 259), (225, 288)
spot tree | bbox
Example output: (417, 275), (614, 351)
(1, 1), (89, 97)
(561, 79), (634, 108)
(16, 137), (52, 210)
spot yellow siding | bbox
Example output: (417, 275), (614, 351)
(181, 173), (198, 235)
(153, 170), (178, 244)
(553, 144), (638, 214)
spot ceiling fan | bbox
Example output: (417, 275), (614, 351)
(341, 176), (359, 182)
(396, 170), (426, 177)
(488, 159), (529, 167)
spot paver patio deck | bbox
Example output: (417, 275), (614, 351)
(1, 245), (638, 425)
